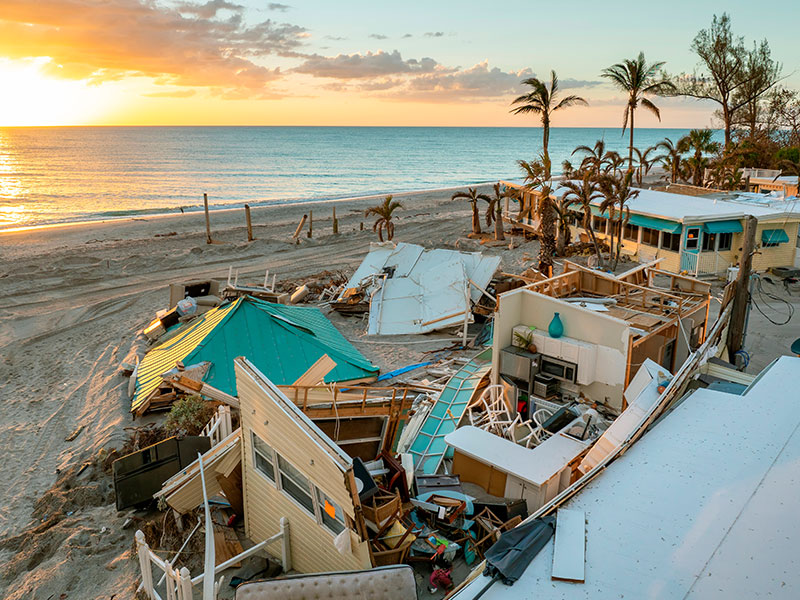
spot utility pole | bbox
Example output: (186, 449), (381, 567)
(726, 215), (757, 365)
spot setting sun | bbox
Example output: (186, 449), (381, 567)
(0, 58), (119, 126)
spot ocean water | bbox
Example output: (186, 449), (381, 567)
(0, 126), (717, 230)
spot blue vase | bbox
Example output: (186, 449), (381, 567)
(548, 312), (564, 338)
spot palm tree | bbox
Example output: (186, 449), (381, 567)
(655, 138), (685, 183)
(678, 129), (720, 186)
(601, 52), (676, 170)
(364, 195), (402, 242)
(552, 195), (575, 256)
(598, 170), (640, 269)
(572, 140), (607, 174)
(519, 158), (557, 274)
(452, 187), (491, 235)
(511, 71), (588, 177)
(561, 173), (606, 268)
(633, 145), (659, 184)
(483, 183), (507, 241)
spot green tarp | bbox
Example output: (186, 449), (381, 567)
(704, 220), (743, 234)
(762, 228), (789, 244)
(132, 297), (379, 413)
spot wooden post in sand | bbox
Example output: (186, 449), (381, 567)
(203, 193), (212, 244)
(245, 204), (254, 241)
(332, 206), (339, 235)
(293, 214), (308, 239)
(307, 210), (313, 238)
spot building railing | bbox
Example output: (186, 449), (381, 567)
(136, 518), (290, 600)
(201, 405), (233, 447)
(680, 251), (732, 277)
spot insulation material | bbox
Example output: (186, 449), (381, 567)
(345, 242), (500, 336)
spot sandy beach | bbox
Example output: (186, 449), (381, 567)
(0, 184), (537, 598)
(2, 184), (799, 599)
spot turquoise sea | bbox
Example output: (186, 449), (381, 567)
(0, 127), (721, 230)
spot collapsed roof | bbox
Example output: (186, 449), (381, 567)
(341, 242), (501, 335)
(132, 296), (379, 414)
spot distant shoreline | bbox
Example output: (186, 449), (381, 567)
(0, 181), (499, 235)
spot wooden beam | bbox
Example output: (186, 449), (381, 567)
(726, 215), (757, 362)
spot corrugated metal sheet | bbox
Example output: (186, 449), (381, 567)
(343, 242), (501, 335)
(408, 349), (492, 474)
(132, 297), (378, 413)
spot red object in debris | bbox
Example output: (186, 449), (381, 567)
(227, 514), (238, 527)
(430, 568), (453, 591)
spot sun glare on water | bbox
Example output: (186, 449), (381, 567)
(0, 58), (116, 126)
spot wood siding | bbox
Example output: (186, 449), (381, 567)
(236, 360), (372, 574)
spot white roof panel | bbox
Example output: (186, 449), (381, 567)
(445, 426), (589, 486)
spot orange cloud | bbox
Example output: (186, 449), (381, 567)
(0, 0), (306, 95)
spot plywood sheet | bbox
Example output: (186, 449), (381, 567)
(551, 509), (585, 583)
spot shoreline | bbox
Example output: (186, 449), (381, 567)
(0, 180), (503, 235)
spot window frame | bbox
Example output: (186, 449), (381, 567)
(718, 232), (733, 251)
(641, 227), (659, 247)
(701, 232), (717, 252)
(660, 231), (680, 252)
(252, 431), (276, 483)
(250, 430), (348, 538)
(685, 227), (700, 250)
(277, 454), (315, 516)
(316, 487), (346, 535)
(623, 223), (639, 242)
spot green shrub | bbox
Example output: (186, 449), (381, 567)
(164, 396), (216, 437)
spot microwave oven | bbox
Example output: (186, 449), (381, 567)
(539, 355), (578, 383)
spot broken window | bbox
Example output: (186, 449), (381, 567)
(316, 488), (346, 534)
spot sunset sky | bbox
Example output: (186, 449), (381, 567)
(0, 0), (797, 127)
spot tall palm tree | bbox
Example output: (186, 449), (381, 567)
(511, 71), (588, 177)
(561, 173), (606, 268)
(552, 195), (575, 256)
(483, 183), (507, 241)
(655, 138), (685, 183)
(598, 170), (640, 269)
(678, 129), (720, 186)
(452, 187), (491, 235)
(364, 195), (402, 242)
(519, 158), (557, 274)
(601, 52), (676, 170)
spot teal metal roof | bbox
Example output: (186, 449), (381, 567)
(408, 349), (492, 475)
(132, 297), (379, 413)
(589, 206), (681, 233)
(762, 228), (789, 244)
(704, 220), (743, 234)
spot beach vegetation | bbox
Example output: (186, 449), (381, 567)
(601, 52), (676, 171)
(365, 195), (402, 241)
(672, 13), (782, 149)
(654, 137), (687, 183)
(452, 187), (491, 235)
(518, 157), (557, 274)
(598, 170), (639, 269)
(561, 174), (606, 269)
(484, 183), (506, 241)
(510, 71), (588, 177)
(678, 129), (720, 186)
(164, 396), (217, 437)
